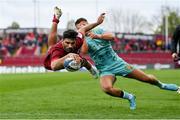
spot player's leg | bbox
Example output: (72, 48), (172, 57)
(171, 25), (180, 61)
(100, 75), (136, 110)
(125, 68), (179, 92)
(81, 58), (98, 79)
(48, 6), (62, 49)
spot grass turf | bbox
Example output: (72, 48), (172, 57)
(0, 69), (180, 119)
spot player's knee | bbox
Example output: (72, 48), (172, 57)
(101, 84), (113, 93)
(147, 74), (157, 81)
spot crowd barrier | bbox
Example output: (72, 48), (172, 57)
(0, 52), (177, 74)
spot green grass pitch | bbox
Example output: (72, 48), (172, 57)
(0, 69), (180, 119)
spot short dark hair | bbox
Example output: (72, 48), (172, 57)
(63, 29), (78, 40)
(75, 18), (88, 25)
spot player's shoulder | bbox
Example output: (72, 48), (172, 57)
(76, 32), (84, 45)
(49, 41), (63, 51)
(77, 32), (83, 39)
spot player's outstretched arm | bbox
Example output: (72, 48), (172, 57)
(51, 53), (80, 71)
(80, 32), (115, 54)
(78, 13), (105, 36)
(81, 38), (89, 54)
(87, 32), (114, 41)
(48, 6), (62, 49)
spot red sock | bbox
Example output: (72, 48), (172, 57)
(52, 15), (59, 24)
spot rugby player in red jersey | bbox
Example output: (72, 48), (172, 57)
(43, 7), (105, 78)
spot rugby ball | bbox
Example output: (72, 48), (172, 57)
(64, 57), (81, 72)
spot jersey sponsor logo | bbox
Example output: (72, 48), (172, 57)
(77, 32), (83, 39)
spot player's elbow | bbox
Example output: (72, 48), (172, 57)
(78, 29), (85, 36)
(81, 50), (88, 55)
(51, 60), (63, 71)
(51, 63), (58, 71)
(80, 46), (88, 54)
(111, 33), (115, 40)
(104, 33), (115, 40)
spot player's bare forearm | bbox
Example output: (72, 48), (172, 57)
(89, 32), (114, 41)
(79, 13), (105, 35)
(51, 53), (81, 71)
(51, 58), (64, 71)
(81, 39), (89, 54)
(79, 22), (99, 35)
(98, 33), (114, 40)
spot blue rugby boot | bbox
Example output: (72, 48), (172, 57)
(129, 95), (136, 110)
(161, 83), (179, 91)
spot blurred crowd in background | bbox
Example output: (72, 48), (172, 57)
(0, 28), (171, 58)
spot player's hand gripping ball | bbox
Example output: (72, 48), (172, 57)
(64, 57), (81, 72)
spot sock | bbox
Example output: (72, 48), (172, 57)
(155, 80), (164, 88)
(122, 91), (136, 110)
(89, 66), (98, 75)
(89, 67), (94, 73)
(52, 15), (59, 24)
(122, 91), (134, 100)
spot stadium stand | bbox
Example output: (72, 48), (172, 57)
(0, 28), (178, 69)
(119, 52), (173, 64)
(1, 56), (44, 66)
